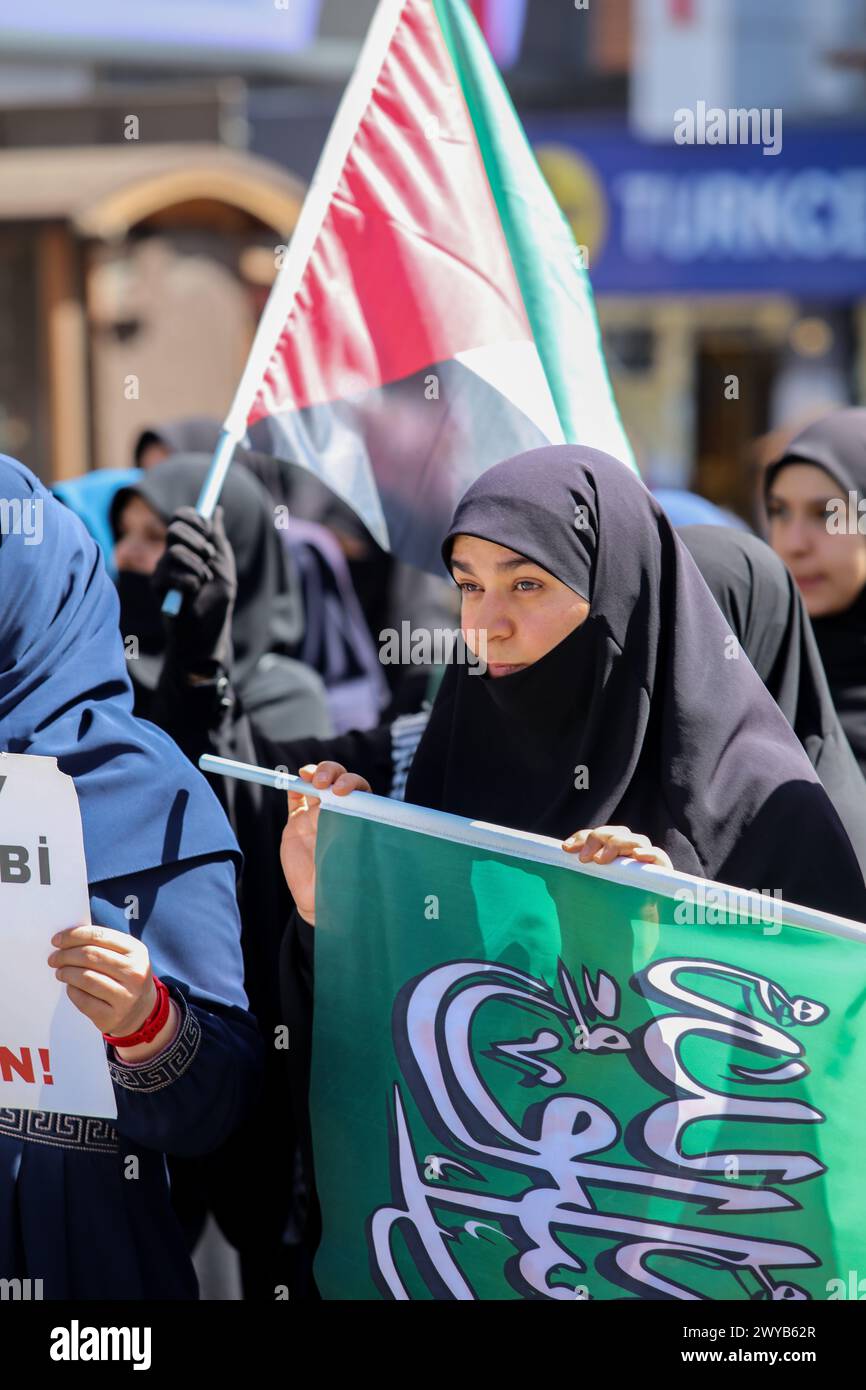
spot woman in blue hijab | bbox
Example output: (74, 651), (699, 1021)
(0, 456), (263, 1299)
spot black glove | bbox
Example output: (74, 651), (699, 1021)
(151, 506), (237, 677)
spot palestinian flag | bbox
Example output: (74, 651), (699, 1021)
(233, 0), (633, 573)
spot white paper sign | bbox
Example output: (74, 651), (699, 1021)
(0, 753), (117, 1118)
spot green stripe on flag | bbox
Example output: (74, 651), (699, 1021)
(433, 0), (636, 472)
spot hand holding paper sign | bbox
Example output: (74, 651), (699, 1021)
(47, 924), (179, 1063)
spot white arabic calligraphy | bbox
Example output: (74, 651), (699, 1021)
(370, 958), (825, 1300)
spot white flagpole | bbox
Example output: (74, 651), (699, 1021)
(198, 755), (866, 943)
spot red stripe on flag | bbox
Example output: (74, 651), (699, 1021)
(468, 0), (488, 31)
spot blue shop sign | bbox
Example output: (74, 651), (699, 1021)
(524, 120), (866, 297)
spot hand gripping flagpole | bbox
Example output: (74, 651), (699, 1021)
(161, 429), (241, 615)
(159, 314), (279, 616)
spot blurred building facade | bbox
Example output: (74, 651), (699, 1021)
(569, 0), (866, 522)
(0, 0), (864, 522)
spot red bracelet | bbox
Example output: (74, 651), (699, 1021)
(104, 977), (171, 1048)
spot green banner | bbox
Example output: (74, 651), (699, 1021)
(310, 806), (866, 1301)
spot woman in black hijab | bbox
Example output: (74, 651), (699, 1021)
(678, 524), (866, 881)
(111, 455), (329, 1300)
(134, 416), (223, 470)
(764, 408), (866, 780)
(111, 454), (329, 746)
(282, 445), (866, 928)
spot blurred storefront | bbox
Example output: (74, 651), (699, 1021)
(1, 0), (864, 513)
(0, 140), (303, 482)
(529, 119), (866, 525)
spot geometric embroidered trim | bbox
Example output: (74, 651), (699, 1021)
(0, 1108), (119, 1153)
(0, 996), (204, 1149)
(108, 995), (202, 1093)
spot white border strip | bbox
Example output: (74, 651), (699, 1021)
(223, 0), (408, 436)
(201, 755), (866, 944)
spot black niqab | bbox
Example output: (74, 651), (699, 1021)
(678, 524), (866, 880)
(764, 408), (866, 780)
(406, 445), (866, 923)
(111, 454), (304, 687)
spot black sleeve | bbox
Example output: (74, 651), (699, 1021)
(718, 778), (866, 924)
(150, 641), (397, 800)
(147, 654), (236, 770)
